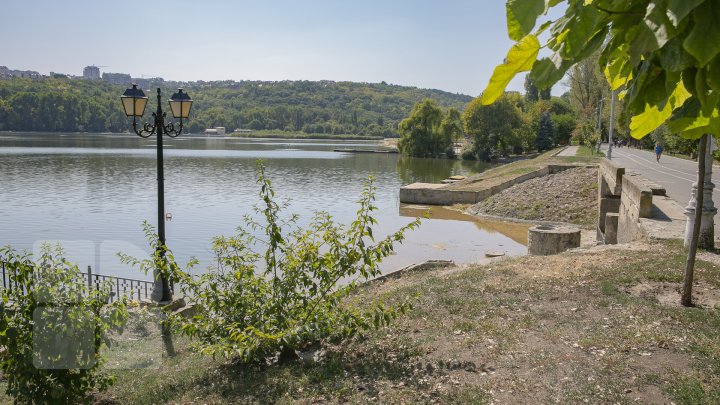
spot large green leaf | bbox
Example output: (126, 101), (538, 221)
(666, 0), (706, 27)
(506, 0), (545, 41)
(643, 0), (682, 49)
(482, 35), (540, 105)
(658, 36), (695, 72)
(530, 57), (572, 89)
(627, 19), (662, 64)
(604, 51), (632, 90)
(683, 1), (720, 66)
(668, 98), (720, 138)
(560, 4), (605, 59)
(706, 57), (720, 93)
(629, 79), (691, 139)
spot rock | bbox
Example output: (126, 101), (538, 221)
(162, 297), (186, 312)
(172, 303), (196, 319)
(485, 250), (505, 258)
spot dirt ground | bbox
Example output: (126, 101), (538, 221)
(468, 166), (599, 229)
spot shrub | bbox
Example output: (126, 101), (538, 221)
(445, 146), (457, 159)
(461, 147), (477, 161)
(0, 245), (128, 404)
(121, 163), (420, 364)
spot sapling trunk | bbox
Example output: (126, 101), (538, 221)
(682, 134), (708, 307)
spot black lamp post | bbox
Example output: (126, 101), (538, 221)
(120, 85), (193, 302)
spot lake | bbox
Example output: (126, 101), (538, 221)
(0, 132), (529, 280)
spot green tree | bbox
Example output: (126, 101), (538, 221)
(398, 99), (452, 158)
(463, 93), (524, 161)
(483, 0), (720, 307)
(536, 112), (555, 151)
(524, 75), (539, 102)
(551, 113), (576, 145)
(441, 107), (464, 157)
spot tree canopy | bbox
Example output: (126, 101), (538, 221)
(483, 0), (720, 141)
(0, 78), (471, 137)
(483, 0), (720, 306)
(397, 99), (455, 158)
(463, 93), (525, 161)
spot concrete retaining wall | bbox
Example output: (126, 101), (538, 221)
(399, 164), (583, 205)
(617, 173), (655, 243)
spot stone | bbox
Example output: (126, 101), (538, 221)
(485, 250), (505, 258)
(604, 213), (619, 245)
(162, 297), (186, 312)
(172, 304), (196, 319)
(597, 196), (621, 233)
(527, 224), (581, 256)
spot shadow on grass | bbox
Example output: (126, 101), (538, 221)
(101, 341), (425, 404)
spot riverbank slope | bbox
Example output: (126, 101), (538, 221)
(83, 238), (720, 404)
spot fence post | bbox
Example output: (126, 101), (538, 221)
(87, 265), (93, 291)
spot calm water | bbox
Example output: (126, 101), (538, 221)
(0, 132), (528, 280)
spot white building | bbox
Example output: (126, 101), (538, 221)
(83, 65), (101, 80)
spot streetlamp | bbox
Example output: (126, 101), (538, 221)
(120, 85), (193, 302)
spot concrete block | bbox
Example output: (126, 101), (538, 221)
(604, 213), (619, 244)
(600, 159), (625, 195)
(622, 175), (653, 218)
(399, 183), (479, 205)
(598, 196), (621, 233)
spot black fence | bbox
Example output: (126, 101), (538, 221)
(1, 262), (155, 303)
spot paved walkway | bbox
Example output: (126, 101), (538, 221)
(600, 143), (720, 240)
(556, 145), (579, 157)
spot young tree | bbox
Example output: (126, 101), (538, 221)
(482, 0), (720, 307)
(536, 112), (555, 151)
(524, 75), (539, 102)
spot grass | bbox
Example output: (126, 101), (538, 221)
(1, 240), (717, 404)
(575, 144), (605, 157)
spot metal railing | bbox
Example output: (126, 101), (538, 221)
(1, 262), (155, 303)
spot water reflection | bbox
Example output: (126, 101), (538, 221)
(0, 132), (526, 277)
(395, 154), (491, 185)
(399, 205), (529, 245)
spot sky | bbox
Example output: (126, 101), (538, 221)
(0, 0), (564, 96)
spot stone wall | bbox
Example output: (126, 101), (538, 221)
(597, 160), (624, 243)
(617, 175), (654, 243)
(400, 164), (584, 205)
(597, 160), (666, 244)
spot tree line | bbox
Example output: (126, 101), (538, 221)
(398, 76), (576, 161)
(0, 77), (471, 137)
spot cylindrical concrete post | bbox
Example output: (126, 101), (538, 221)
(528, 225), (581, 256)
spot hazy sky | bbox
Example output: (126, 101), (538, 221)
(0, 0), (563, 96)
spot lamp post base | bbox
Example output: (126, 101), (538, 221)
(150, 269), (173, 303)
(684, 136), (716, 250)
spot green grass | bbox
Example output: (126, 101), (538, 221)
(575, 144), (605, 157)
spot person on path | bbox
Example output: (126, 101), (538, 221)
(655, 142), (664, 162)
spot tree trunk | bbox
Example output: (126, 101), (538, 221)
(682, 134), (708, 307)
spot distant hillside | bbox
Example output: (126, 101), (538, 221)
(0, 78), (472, 137)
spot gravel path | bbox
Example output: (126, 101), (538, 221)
(467, 167), (599, 228)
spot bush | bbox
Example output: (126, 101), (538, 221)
(122, 163), (420, 364)
(445, 146), (457, 159)
(0, 245), (128, 404)
(461, 147), (477, 161)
